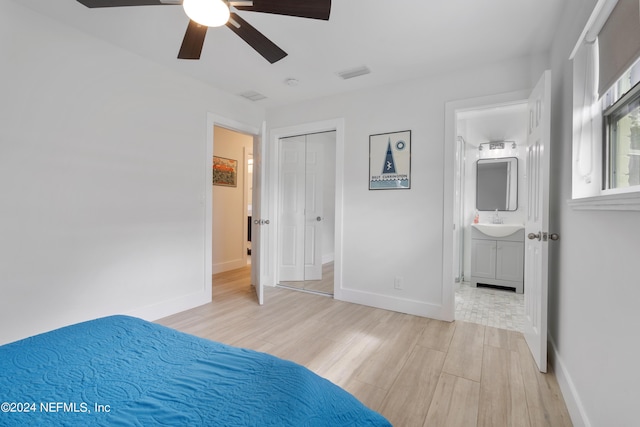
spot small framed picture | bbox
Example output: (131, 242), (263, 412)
(369, 130), (411, 190)
(213, 156), (237, 187)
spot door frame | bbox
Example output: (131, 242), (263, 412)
(206, 113), (262, 300)
(442, 90), (530, 320)
(269, 119), (345, 297)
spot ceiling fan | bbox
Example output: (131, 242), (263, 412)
(76, 0), (331, 63)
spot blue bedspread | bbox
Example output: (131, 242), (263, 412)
(0, 315), (390, 426)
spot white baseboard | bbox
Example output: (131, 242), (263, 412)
(125, 290), (211, 322)
(548, 335), (590, 427)
(213, 259), (247, 274)
(335, 287), (450, 320)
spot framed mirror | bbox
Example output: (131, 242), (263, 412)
(476, 157), (518, 211)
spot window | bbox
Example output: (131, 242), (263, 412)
(603, 60), (640, 191)
(570, 0), (640, 209)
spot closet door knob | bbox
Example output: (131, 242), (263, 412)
(528, 232), (541, 241)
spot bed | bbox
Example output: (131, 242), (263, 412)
(0, 315), (390, 426)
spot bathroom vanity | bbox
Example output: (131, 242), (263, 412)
(470, 224), (524, 293)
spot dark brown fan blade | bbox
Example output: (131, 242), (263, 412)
(178, 20), (208, 60)
(234, 0), (331, 20)
(226, 13), (287, 64)
(76, 0), (179, 7)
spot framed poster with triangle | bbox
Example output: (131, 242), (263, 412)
(369, 130), (411, 190)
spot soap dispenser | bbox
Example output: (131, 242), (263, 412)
(473, 210), (479, 224)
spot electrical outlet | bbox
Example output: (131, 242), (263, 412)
(394, 276), (403, 290)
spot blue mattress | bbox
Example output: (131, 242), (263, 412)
(0, 315), (390, 426)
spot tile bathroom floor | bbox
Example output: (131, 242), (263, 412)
(455, 281), (525, 332)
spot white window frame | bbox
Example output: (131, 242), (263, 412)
(602, 81), (640, 192)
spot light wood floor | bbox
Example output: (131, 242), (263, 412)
(157, 266), (572, 427)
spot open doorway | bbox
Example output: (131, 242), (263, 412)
(205, 113), (265, 305)
(212, 126), (253, 275)
(276, 131), (336, 296)
(452, 101), (527, 332)
(445, 73), (552, 372)
(246, 152), (253, 264)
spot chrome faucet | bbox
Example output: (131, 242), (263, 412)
(492, 209), (503, 224)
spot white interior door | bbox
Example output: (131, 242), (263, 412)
(278, 134), (326, 282)
(250, 122), (267, 305)
(278, 135), (306, 281)
(304, 136), (324, 280)
(524, 70), (551, 372)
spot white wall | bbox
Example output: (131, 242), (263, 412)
(266, 57), (546, 318)
(212, 127), (253, 273)
(0, 1), (264, 345)
(548, 0), (640, 425)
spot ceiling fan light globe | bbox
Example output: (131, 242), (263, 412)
(183, 0), (230, 27)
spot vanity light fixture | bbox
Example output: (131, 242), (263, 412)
(182, 0), (230, 27)
(478, 141), (516, 151)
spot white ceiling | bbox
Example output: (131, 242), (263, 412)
(17, 0), (566, 108)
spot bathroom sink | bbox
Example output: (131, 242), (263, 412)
(472, 223), (524, 238)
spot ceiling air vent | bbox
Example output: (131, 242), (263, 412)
(239, 91), (267, 102)
(337, 66), (371, 80)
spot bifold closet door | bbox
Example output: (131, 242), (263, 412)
(278, 134), (324, 281)
(303, 135), (324, 281)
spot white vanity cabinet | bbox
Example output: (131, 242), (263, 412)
(470, 227), (524, 293)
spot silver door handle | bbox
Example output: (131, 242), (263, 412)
(528, 232), (541, 241)
(316, 216), (322, 222)
(549, 233), (559, 241)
